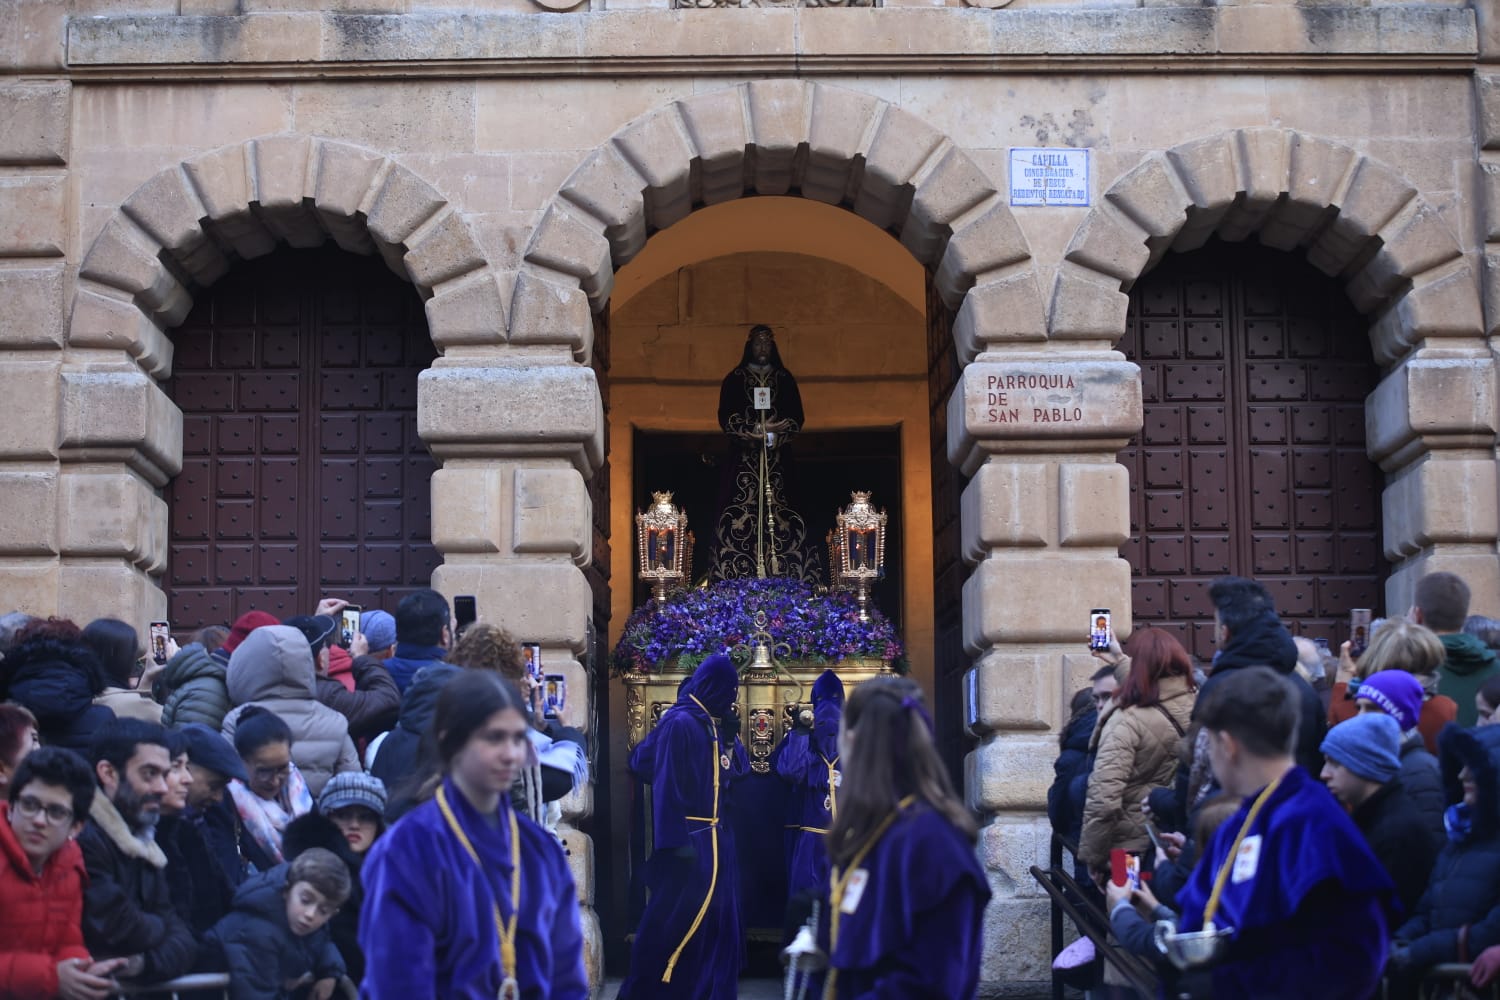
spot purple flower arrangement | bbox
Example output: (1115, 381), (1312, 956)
(611, 576), (906, 676)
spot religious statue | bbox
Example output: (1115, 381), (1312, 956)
(711, 325), (819, 583)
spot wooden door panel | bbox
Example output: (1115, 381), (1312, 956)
(166, 247), (438, 631)
(1119, 242), (1385, 663)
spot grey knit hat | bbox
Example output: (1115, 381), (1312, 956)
(318, 771), (388, 817)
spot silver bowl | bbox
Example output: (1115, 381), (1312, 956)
(1154, 920), (1233, 970)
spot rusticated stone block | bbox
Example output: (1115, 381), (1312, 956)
(963, 552), (1132, 649)
(560, 143), (647, 264)
(184, 144), (254, 223)
(312, 139), (385, 219)
(1058, 462), (1129, 547)
(430, 466), (506, 555)
(862, 105), (944, 203)
(0, 81), (68, 165)
(0, 359), (60, 458)
(965, 732), (1054, 812)
(250, 134), (313, 210)
(1339, 157), (1417, 241)
(424, 269), (509, 350)
(965, 651), (1057, 736)
(431, 560), (592, 650)
(933, 202), (1030, 309)
(1063, 209), (1149, 285)
(0, 266), (65, 348)
(950, 359), (1143, 473)
(677, 86), (750, 205)
(0, 175), (64, 256)
(1355, 204), (1463, 309)
(902, 146), (993, 264)
(612, 105), (694, 233)
(69, 287), (174, 379)
(1048, 265), (1129, 341)
(514, 466), (590, 562)
(1166, 132), (1238, 214)
(804, 84), (880, 205)
(953, 273), (1047, 358)
(0, 471), (57, 555)
(58, 368), (184, 483)
(1370, 264), (1484, 367)
(121, 167), (213, 262)
(1366, 357), (1498, 468)
(58, 561), (167, 634)
(58, 470), (166, 568)
(402, 209), (486, 290)
(0, 559), (59, 618)
(365, 165), (446, 247)
(979, 816), (1052, 899)
(80, 217), (192, 328)
(1480, 75), (1500, 150)
(1104, 154), (1188, 242)
(1382, 458), (1499, 559)
(746, 79), (806, 196)
(980, 897), (1054, 984)
(557, 825), (595, 906)
(509, 269), (591, 355)
(960, 463), (1050, 561)
(524, 203), (614, 304)
(417, 364), (604, 474)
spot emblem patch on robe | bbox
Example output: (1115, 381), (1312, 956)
(840, 869), (870, 914)
(1231, 834), (1262, 884)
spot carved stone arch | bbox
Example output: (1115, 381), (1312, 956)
(57, 134), (505, 624)
(511, 79), (1045, 362)
(1050, 128), (1484, 368)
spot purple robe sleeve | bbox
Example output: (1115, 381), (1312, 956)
(650, 711), (712, 851)
(358, 834), (442, 1000)
(775, 730), (826, 789)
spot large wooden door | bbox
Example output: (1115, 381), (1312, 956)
(1118, 242), (1385, 663)
(165, 247), (439, 630)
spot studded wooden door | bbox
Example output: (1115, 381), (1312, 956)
(1118, 242), (1385, 663)
(165, 247), (440, 631)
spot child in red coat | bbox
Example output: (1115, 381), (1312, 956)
(1, 746), (126, 999)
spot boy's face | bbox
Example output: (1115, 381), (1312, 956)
(284, 880), (339, 937)
(1319, 759), (1368, 807)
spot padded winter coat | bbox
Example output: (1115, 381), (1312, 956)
(1399, 732), (1448, 842)
(1047, 706), (1097, 848)
(0, 636), (115, 754)
(78, 793), (198, 981)
(220, 626), (360, 797)
(0, 801), (92, 999)
(1396, 724), (1500, 970)
(1079, 674), (1195, 869)
(1352, 780), (1443, 918)
(157, 642), (233, 730)
(314, 655), (400, 741)
(371, 663), (457, 793)
(203, 862), (345, 1000)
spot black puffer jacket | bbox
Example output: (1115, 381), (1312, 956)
(284, 812), (368, 984)
(156, 642), (232, 730)
(1351, 780), (1443, 918)
(1048, 708), (1096, 849)
(1, 635), (115, 753)
(1201, 610), (1325, 774)
(370, 663), (456, 792)
(1396, 724), (1500, 970)
(1400, 733), (1448, 842)
(203, 862), (345, 1000)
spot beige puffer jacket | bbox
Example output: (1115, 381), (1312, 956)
(220, 625), (359, 797)
(1078, 673), (1196, 869)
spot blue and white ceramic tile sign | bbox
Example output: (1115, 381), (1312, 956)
(1009, 148), (1091, 207)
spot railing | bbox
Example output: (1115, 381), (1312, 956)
(110, 973), (230, 998)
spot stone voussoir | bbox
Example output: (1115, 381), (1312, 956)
(402, 209), (488, 291)
(1103, 153), (1190, 243)
(509, 268), (593, 353)
(559, 143), (648, 264)
(424, 268), (510, 349)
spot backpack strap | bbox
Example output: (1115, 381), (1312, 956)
(1153, 702), (1186, 739)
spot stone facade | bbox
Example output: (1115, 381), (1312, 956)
(2, 0), (1497, 991)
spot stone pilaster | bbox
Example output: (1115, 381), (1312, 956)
(420, 345), (607, 984)
(948, 349), (1142, 983)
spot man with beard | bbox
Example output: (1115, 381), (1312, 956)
(78, 718), (197, 984)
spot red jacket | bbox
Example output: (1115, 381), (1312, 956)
(0, 801), (92, 998)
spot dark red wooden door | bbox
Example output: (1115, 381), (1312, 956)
(1118, 242), (1385, 663)
(166, 247), (440, 631)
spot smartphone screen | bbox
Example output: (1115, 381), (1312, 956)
(454, 595), (477, 638)
(544, 674), (567, 719)
(149, 621), (170, 665)
(1349, 608), (1372, 657)
(340, 605), (361, 649)
(1089, 609), (1112, 652)
(522, 643), (542, 683)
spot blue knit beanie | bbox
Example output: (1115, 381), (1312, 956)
(1320, 712), (1401, 784)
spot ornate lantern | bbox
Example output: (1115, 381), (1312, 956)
(825, 529), (844, 590)
(834, 491), (887, 623)
(636, 491), (692, 605)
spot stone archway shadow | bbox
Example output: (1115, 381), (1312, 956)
(1049, 128), (1483, 366)
(511, 79), (1045, 358)
(61, 134), (505, 612)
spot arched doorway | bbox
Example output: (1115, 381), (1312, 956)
(164, 246), (439, 629)
(1118, 241), (1386, 661)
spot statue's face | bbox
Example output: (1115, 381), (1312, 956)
(751, 330), (773, 363)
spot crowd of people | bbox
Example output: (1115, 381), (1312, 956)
(0, 591), (590, 999)
(1050, 570), (1500, 999)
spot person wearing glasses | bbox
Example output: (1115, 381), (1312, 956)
(1, 746), (129, 1000)
(77, 718), (198, 987)
(224, 707), (312, 875)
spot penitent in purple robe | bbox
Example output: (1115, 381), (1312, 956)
(815, 799), (991, 999)
(619, 654), (748, 1000)
(1176, 766), (1393, 1000)
(357, 777), (587, 1000)
(774, 669), (845, 899)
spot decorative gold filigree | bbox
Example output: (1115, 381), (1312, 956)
(748, 707), (777, 774)
(626, 683), (646, 750)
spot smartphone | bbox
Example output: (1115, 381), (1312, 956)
(149, 621), (170, 665)
(544, 674), (567, 720)
(1109, 848), (1140, 890)
(1089, 609), (1112, 652)
(1144, 819), (1165, 858)
(454, 595), (477, 638)
(340, 605), (361, 649)
(522, 643), (543, 684)
(1349, 608), (1373, 657)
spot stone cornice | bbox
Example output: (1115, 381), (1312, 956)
(61, 7), (1477, 81)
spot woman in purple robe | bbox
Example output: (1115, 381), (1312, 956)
(814, 675), (991, 999)
(619, 653), (748, 1000)
(775, 669), (844, 899)
(357, 671), (587, 1000)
